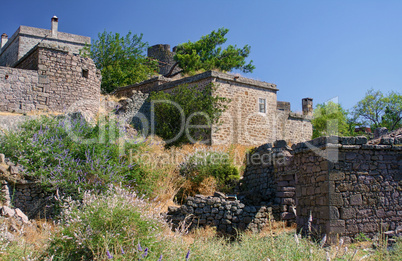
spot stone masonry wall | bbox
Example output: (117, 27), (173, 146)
(294, 136), (402, 242)
(241, 142), (298, 223)
(242, 135), (402, 242)
(0, 34), (19, 67)
(114, 71), (312, 146)
(0, 25), (90, 66)
(166, 193), (275, 234)
(0, 153), (51, 219)
(0, 43), (101, 117)
(0, 67), (39, 112)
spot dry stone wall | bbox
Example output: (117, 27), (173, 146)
(0, 153), (51, 219)
(166, 193), (275, 234)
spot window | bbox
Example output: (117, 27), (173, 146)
(82, 69), (89, 78)
(259, 98), (266, 113)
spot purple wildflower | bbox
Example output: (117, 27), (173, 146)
(142, 247), (148, 257)
(106, 250), (113, 259)
(121, 246), (125, 255)
(158, 254), (163, 261)
(138, 242), (142, 252)
(186, 249), (190, 260)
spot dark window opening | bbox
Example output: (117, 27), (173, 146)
(82, 69), (89, 78)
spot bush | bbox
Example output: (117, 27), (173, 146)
(0, 116), (157, 197)
(46, 185), (165, 260)
(178, 148), (240, 200)
(149, 83), (230, 147)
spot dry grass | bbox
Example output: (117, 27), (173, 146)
(0, 218), (55, 260)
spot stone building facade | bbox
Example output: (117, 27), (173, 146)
(114, 44), (313, 146)
(0, 18), (100, 117)
(0, 16), (90, 67)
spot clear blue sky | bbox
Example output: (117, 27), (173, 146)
(1, 0), (401, 112)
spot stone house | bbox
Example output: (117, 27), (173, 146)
(0, 17), (100, 117)
(114, 44), (313, 146)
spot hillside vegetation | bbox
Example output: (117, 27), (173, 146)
(0, 116), (401, 260)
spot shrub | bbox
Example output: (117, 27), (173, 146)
(0, 116), (157, 198)
(177, 148), (240, 200)
(149, 83), (230, 147)
(46, 185), (165, 260)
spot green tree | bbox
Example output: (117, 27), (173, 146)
(353, 89), (402, 131)
(381, 91), (402, 130)
(149, 83), (230, 147)
(353, 89), (385, 129)
(312, 101), (351, 138)
(165, 28), (255, 77)
(84, 31), (158, 93)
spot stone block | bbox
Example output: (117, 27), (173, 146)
(329, 193), (344, 206)
(15, 208), (29, 224)
(327, 219), (345, 234)
(280, 212), (295, 220)
(340, 207), (356, 219)
(1, 206), (15, 217)
(350, 194), (362, 206)
(329, 171), (345, 181)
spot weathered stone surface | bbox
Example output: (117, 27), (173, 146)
(350, 194), (362, 206)
(1, 206), (15, 217)
(14, 208), (29, 223)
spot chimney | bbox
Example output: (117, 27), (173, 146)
(1, 33), (8, 49)
(51, 16), (58, 38)
(302, 98), (313, 116)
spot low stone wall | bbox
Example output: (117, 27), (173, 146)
(0, 153), (51, 219)
(1, 180), (51, 219)
(166, 193), (276, 234)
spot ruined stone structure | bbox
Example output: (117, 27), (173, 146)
(0, 17), (100, 117)
(0, 153), (51, 219)
(114, 45), (313, 146)
(243, 136), (402, 242)
(167, 135), (402, 242)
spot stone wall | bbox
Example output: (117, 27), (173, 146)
(114, 71), (312, 146)
(0, 67), (39, 112)
(294, 136), (402, 242)
(113, 76), (172, 98)
(166, 193), (276, 234)
(241, 135), (402, 242)
(147, 44), (181, 76)
(241, 143), (295, 219)
(0, 35), (19, 67)
(0, 25), (90, 66)
(0, 43), (101, 117)
(276, 111), (313, 145)
(1, 180), (51, 219)
(0, 154), (51, 219)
